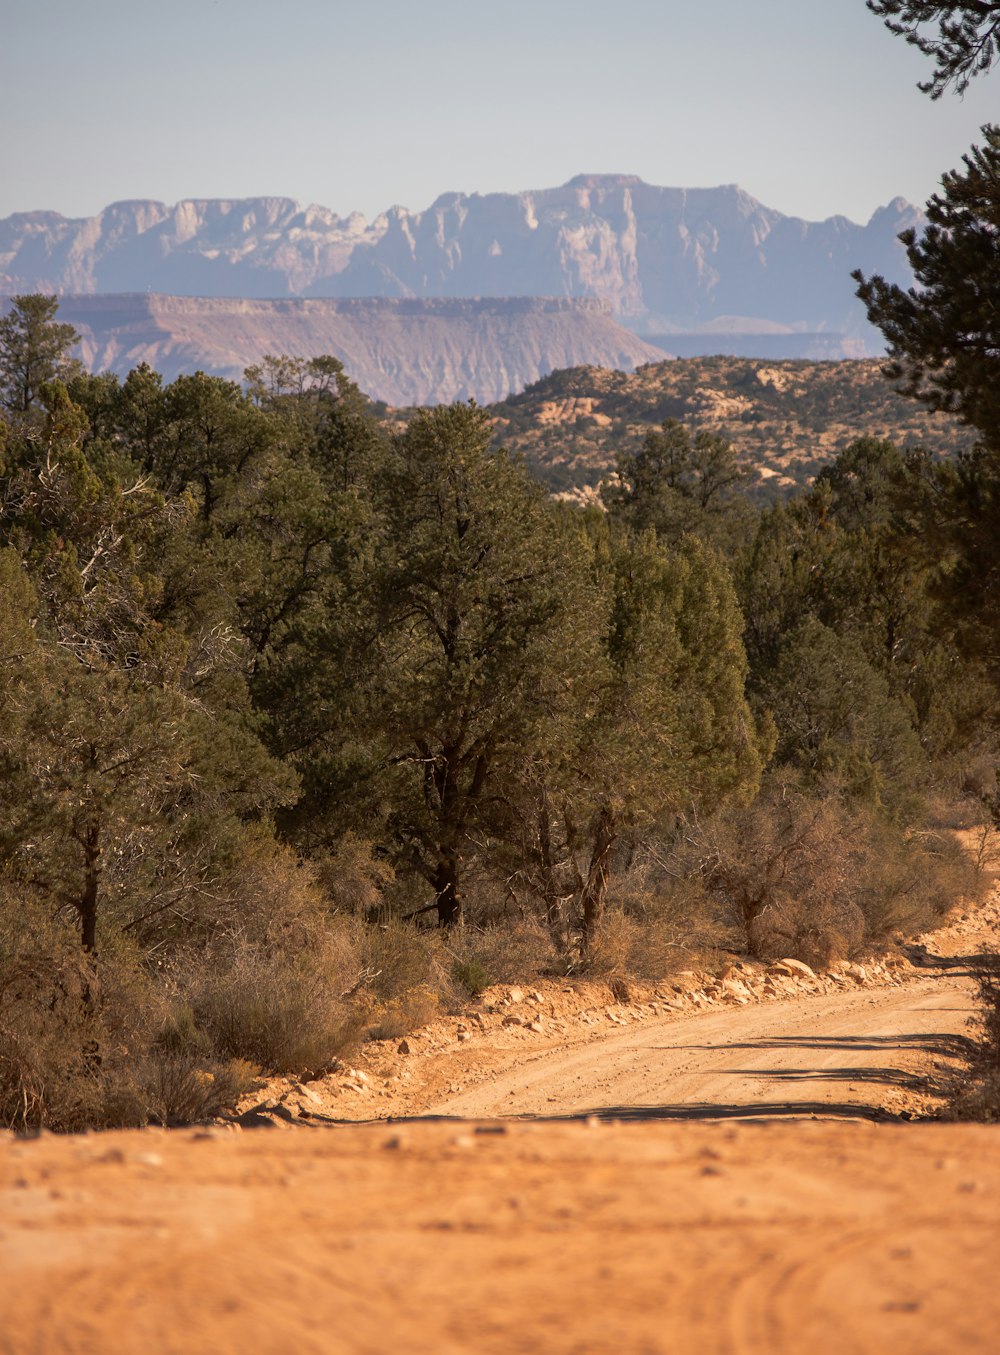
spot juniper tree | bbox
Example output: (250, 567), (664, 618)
(506, 522), (764, 954)
(603, 419), (752, 554)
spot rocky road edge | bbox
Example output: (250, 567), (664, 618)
(235, 887), (1000, 1130)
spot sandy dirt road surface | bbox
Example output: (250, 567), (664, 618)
(1, 899), (998, 1354)
(426, 978), (976, 1121)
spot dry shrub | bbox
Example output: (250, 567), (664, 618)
(193, 942), (363, 1075)
(171, 843), (377, 1077)
(220, 840), (341, 947)
(586, 908), (698, 980)
(447, 918), (555, 986)
(948, 954), (1000, 1123)
(960, 755), (1000, 804)
(678, 778), (983, 969)
(341, 919), (450, 1038)
(0, 958), (99, 1129)
(584, 909), (643, 977)
(355, 920), (440, 1001)
(367, 986), (440, 1040)
(749, 897), (865, 970)
(312, 833), (395, 915)
(854, 826), (977, 940)
(922, 791), (989, 832)
(0, 891), (155, 1131)
(0, 836), (407, 1129)
(140, 1053), (256, 1125)
(694, 785), (859, 964)
(607, 857), (734, 974)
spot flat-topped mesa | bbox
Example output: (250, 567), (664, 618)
(41, 292), (665, 406)
(564, 173), (647, 189)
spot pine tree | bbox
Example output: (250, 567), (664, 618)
(854, 127), (1000, 451)
(0, 295), (81, 415)
(854, 129), (1000, 686)
(603, 418), (752, 553)
(867, 2), (1000, 98)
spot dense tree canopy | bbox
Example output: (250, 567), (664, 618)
(354, 403), (593, 926)
(1, 295), (997, 1130)
(602, 418), (752, 553)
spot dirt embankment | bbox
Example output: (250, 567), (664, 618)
(244, 890), (999, 1127)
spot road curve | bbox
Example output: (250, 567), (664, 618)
(427, 976), (977, 1121)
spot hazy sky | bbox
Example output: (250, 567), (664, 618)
(3, 0), (997, 225)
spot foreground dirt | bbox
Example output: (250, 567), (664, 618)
(1, 888), (997, 1354)
(1, 1118), (998, 1355)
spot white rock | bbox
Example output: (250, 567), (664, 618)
(770, 958), (817, 980)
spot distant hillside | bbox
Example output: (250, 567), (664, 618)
(484, 358), (977, 500)
(45, 293), (665, 405)
(0, 177), (921, 358)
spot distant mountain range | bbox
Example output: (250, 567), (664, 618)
(1, 176), (921, 362)
(49, 293), (665, 405)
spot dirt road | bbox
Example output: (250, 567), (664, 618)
(1, 901), (998, 1354)
(427, 978), (976, 1121)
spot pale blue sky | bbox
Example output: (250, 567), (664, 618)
(3, 0), (997, 224)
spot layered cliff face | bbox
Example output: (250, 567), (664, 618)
(0, 198), (378, 298)
(49, 293), (666, 405)
(0, 177), (920, 352)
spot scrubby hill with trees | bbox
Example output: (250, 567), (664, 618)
(479, 356), (977, 500)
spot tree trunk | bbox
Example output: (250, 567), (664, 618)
(580, 806), (617, 959)
(78, 820), (102, 1067)
(79, 821), (101, 956)
(537, 794), (564, 939)
(433, 853), (462, 928)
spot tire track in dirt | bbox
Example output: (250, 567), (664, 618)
(2, 1117), (998, 1355)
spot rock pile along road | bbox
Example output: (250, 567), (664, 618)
(1, 892), (998, 1354)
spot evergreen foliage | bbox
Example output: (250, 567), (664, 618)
(854, 127), (1000, 450)
(0, 297), (996, 1128)
(855, 127), (1000, 686)
(867, 2), (1000, 97)
(357, 402), (592, 926)
(0, 295), (81, 415)
(603, 419), (753, 552)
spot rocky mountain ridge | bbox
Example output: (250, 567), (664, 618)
(0, 177), (921, 356)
